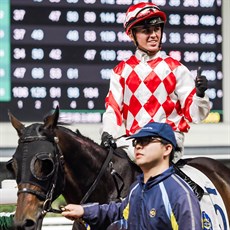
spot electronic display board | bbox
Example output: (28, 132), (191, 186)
(0, 0), (223, 123)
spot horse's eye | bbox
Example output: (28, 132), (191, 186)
(30, 153), (55, 180)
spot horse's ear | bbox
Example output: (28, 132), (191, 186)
(43, 106), (59, 129)
(8, 110), (25, 137)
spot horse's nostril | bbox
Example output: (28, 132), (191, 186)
(24, 219), (36, 229)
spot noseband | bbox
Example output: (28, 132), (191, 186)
(17, 134), (65, 215)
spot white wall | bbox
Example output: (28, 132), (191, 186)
(0, 0), (229, 149)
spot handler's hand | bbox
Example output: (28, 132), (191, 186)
(61, 204), (84, 221)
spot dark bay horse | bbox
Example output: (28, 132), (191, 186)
(7, 107), (230, 230)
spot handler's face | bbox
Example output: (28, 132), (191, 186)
(133, 137), (166, 168)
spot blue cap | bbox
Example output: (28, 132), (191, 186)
(127, 122), (177, 148)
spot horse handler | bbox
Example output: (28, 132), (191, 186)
(62, 122), (202, 229)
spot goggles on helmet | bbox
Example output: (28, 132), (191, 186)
(132, 17), (165, 30)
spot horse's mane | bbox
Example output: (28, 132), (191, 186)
(56, 124), (101, 147)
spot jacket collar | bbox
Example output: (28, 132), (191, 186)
(135, 48), (161, 62)
(137, 166), (175, 189)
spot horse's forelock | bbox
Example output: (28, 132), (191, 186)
(22, 123), (43, 138)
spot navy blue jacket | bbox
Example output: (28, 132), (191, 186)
(83, 166), (202, 229)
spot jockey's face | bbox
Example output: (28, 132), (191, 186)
(131, 25), (162, 55)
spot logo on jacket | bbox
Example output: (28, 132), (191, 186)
(149, 208), (156, 218)
(202, 211), (213, 230)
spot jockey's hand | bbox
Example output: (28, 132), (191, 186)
(101, 132), (117, 149)
(195, 67), (208, 98)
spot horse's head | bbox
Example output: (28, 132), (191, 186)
(7, 107), (65, 230)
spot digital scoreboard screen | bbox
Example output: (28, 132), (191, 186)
(0, 0), (223, 123)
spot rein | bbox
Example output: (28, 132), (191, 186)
(80, 141), (130, 204)
(80, 147), (114, 204)
(80, 146), (125, 204)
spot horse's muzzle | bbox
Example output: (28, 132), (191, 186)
(14, 217), (43, 230)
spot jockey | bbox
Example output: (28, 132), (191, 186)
(101, 2), (210, 163)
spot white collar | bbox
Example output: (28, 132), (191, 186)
(135, 49), (161, 62)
